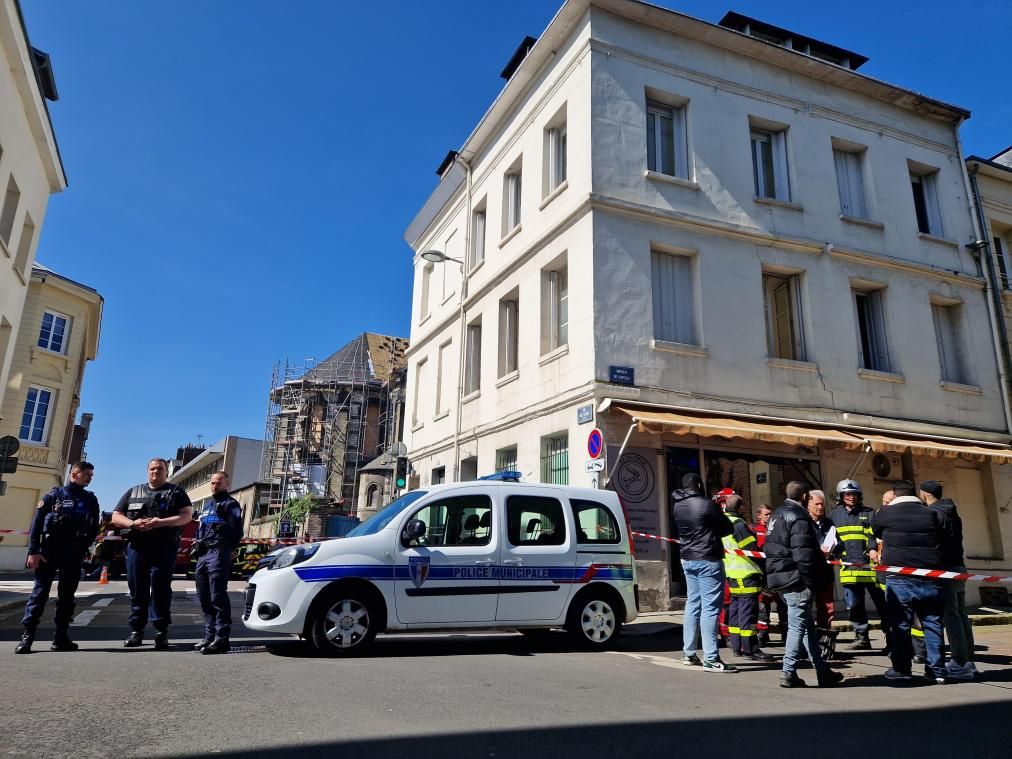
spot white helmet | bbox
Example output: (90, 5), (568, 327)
(836, 479), (862, 499)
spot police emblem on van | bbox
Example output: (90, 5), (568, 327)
(409, 556), (430, 588)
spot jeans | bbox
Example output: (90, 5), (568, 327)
(886, 577), (945, 679)
(943, 575), (974, 665)
(782, 588), (829, 676)
(682, 559), (725, 662)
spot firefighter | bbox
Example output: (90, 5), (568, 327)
(713, 488), (735, 646)
(722, 495), (773, 661)
(829, 479), (890, 651)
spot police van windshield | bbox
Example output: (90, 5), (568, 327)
(346, 491), (428, 538)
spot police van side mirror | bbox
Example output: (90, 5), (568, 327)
(402, 519), (426, 544)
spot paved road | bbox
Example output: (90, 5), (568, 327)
(1, 578), (1011, 758)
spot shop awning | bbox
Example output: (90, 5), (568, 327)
(610, 405), (1012, 464)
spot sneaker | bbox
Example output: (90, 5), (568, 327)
(681, 654), (702, 666)
(702, 659), (738, 673)
(743, 650), (775, 662)
(945, 661), (976, 681)
(927, 675), (947, 685)
(884, 668), (913, 682)
(817, 669), (845, 687)
(779, 672), (807, 688)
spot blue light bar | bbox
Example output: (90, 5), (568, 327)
(478, 471), (522, 482)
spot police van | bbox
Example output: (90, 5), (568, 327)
(242, 478), (638, 656)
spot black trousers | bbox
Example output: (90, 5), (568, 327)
(195, 546), (234, 640)
(126, 542), (177, 633)
(21, 552), (84, 631)
(728, 593), (759, 654)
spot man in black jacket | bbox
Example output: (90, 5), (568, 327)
(872, 480), (951, 684)
(671, 473), (736, 673)
(765, 481), (842, 688)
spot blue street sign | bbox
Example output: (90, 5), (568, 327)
(609, 365), (635, 386)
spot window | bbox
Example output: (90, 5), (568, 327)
(932, 302), (970, 385)
(13, 213), (34, 276)
(440, 231), (457, 303)
(507, 495), (566, 546)
(464, 318), (482, 395)
(503, 160), (522, 235)
(495, 446), (518, 472)
(498, 293), (518, 377)
(0, 176), (20, 247)
(763, 272), (805, 360)
(750, 127), (790, 201)
(435, 341), (450, 416)
(571, 499), (621, 544)
(542, 265), (568, 353)
(38, 310), (69, 354)
(546, 125), (567, 192)
(994, 236), (1011, 290)
(834, 148), (867, 219)
(431, 466), (445, 485)
(853, 290), (889, 372)
(420, 262), (433, 321)
(405, 494), (493, 547)
(910, 168), (942, 236)
(412, 358), (426, 426)
(469, 205), (486, 270)
(540, 432), (569, 485)
(651, 250), (695, 345)
(19, 386), (53, 444)
(646, 101), (688, 178)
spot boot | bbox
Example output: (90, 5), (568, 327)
(123, 631), (143, 648)
(817, 669), (845, 687)
(51, 629), (79, 652)
(154, 632), (169, 651)
(193, 636), (214, 652)
(848, 631), (871, 650)
(14, 629), (34, 654)
(200, 638), (230, 655)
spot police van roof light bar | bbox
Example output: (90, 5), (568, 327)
(478, 471), (522, 482)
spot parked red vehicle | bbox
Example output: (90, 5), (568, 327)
(176, 519), (199, 575)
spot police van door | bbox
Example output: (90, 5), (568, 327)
(495, 490), (576, 622)
(394, 489), (500, 624)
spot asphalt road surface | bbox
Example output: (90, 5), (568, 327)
(2, 579), (1011, 758)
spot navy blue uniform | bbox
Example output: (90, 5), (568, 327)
(114, 483), (192, 634)
(22, 484), (101, 632)
(194, 493), (244, 641)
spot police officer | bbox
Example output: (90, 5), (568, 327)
(829, 479), (890, 651)
(110, 458), (192, 649)
(193, 470), (243, 655)
(15, 462), (101, 654)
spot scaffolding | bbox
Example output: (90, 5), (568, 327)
(260, 334), (408, 526)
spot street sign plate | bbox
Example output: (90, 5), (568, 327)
(0, 435), (19, 457)
(608, 365), (635, 386)
(577, 404), (594, 425)
(585, 459), (605, 472)
(587, 429), (604, 459)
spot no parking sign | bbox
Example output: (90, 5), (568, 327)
(587, 428), (604, 459)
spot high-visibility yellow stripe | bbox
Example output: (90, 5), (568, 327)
(728, 626), (741, 634)
(739, 629), (756, 637)
(912, 628), (925, 638)
(837, 526), (866, 534)
(729, 587), (761, 595)
(738, 536), (757, 548)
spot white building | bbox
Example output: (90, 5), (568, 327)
(403, 0), (1012, 609)
(0, 0), (67, 419)
(167, 435), (265, 515)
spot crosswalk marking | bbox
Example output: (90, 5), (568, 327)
(92, 597), (113, 607)
(71, 609), (101, 627)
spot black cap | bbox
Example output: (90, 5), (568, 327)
(918, 480), (943, 499)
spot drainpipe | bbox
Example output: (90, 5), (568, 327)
(959, 130), (1012, 436)
(452, 156), (473, 481)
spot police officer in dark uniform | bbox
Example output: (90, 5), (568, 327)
(193, 470), (244, 654)
(110, 458), (192, 649)
(15, 461), (101, 654)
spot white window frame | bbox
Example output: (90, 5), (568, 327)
(38, 309), (70, 354)
(464, 319), (482, 395)
(751, 127), (790, 201)
(853, 289), (890, 372)
(13, 212), (35, 276)
(646, 101), (688, 179)
(435, 340), (451, 417)
(412, 358), (427, 427)
(544, 267), (568, 353)
(0, 175), (20, 247)
(420, 262), (433, 321)
(547, 125), (567, 192)
(932, 302), (969, 385)
(498, 296), (519, 378)
(19, 385), (55, 445)
(503, 164), (522, 235)
(763, 272), (805, 361)
(651, 250), (696, 345)
(834, 148), (867, 219)
(468, 206), (486, 270)
(994, 236), (1012, 290)
(910, 169), (942, 236)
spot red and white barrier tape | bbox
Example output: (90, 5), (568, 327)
(0, 529), (335, 547)
(632, 530), (1012, 585)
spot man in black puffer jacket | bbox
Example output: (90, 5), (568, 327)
(765, 481), (842, 688)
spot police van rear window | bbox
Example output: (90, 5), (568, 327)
(570, 499), (621, 544)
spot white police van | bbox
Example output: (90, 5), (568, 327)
(242, 477), (638, 656)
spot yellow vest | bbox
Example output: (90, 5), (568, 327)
(722, 515), (761, 579)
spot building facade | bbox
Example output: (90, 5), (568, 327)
(404, 0), (1012, 609)
(0, 0), (67, 419)
(167, 435), (265, 516)
(0, 264), (102, 569)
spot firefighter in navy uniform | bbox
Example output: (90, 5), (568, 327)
(110, 458), (192, 649)
(721, 495), (773, 661)
(829, 479), (891, 651)
(15, 462), (100, 654)
(193, 470), (244, 654)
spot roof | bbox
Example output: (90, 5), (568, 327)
(718, 12), (868, 70)
(32, 263), (101, 297)
(301, 332), (408, 385)
(358, 453), (396, 473)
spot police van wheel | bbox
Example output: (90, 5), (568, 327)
(566, 593), (622, 649)
(309, 594), (377, 656)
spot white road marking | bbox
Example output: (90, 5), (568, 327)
(92, 597), (113, 607)
(71, 610), (101, 627)
(605, 651), (685, 670)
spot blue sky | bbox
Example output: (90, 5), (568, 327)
(20, 0), (1011, 508)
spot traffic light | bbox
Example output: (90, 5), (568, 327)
(395, 457), (408, 489)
